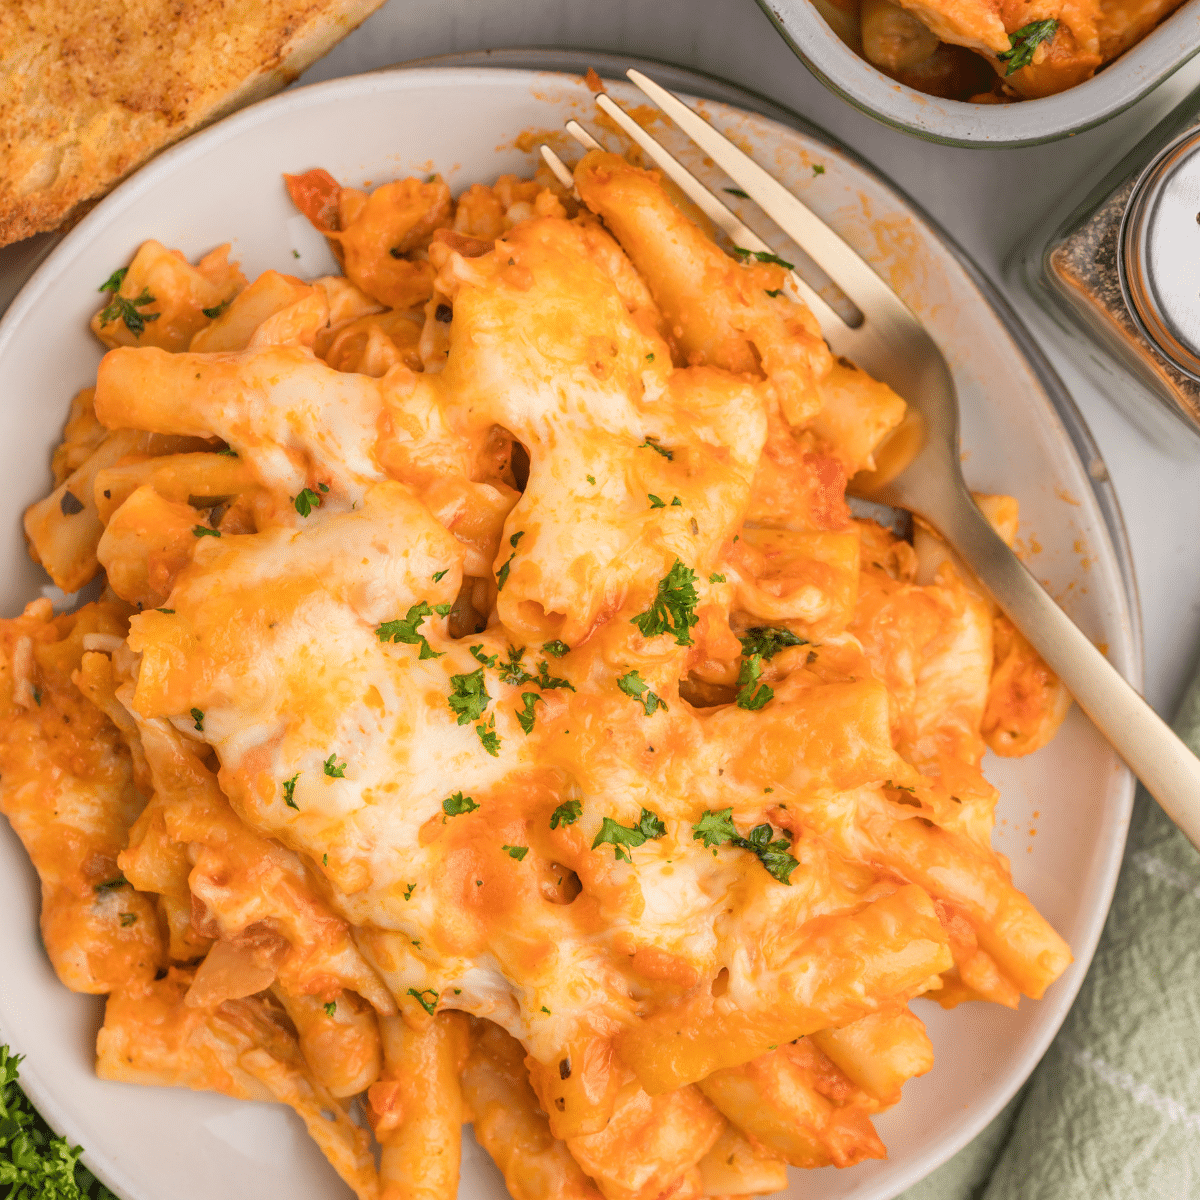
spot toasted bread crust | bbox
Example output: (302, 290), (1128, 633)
(0, 0), (387, 247)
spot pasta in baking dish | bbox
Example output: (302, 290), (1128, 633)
(814, 0), (1189, 103)
(4, 148), (1074, 1200)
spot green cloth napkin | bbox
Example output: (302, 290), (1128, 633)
(901, 672), (1200, 1200)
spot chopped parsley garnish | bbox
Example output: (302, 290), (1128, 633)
(670, 497), (682, 506)
(324, 1001), (337, 1016)
(516, 692), (542, 734)
(510, 531), (525, 549)
(692, 807), (737, 848)
(282, 773), (300, 809)
(812, 164), (825, 176)
(631, 559), (700, 646)
(192, 525), (220, 538)
(294, 487), (322, 517)
(502, 845), (529, 861)
(690, 808), (798, 884)
(496, 554), (517, 590)
(190, 708), (204, 732)
(94, 877), (126, 893)
(617, 670), (667, 716)
(498, 645), (534, 686)
(738, 627), (806, 660)
(735, 654), (773, 711)
(434, 603), (452, 616)
(470, 645), (499, 668)
(32, 687), (42, 707)
(376, 601), (443, 660)
(442, 791), (479, 818)
(119, 912), (137, 927)
(587, 474), (596, 484)
(999, 19), (1058, 74)
(640, 437), (673, 461)
(97, 271), (161, 336)
(648, 494), (666, 508)
(216, 448), (238, 457)
(202, 298), (231, 320)
(323, 754), (346, 778)
(448, 668), (490, 724)
(550, 799), (582, 829)
(432, 569), (448, 582)
(535, 660), (575, 692)
(476, 713), (501, 757)
(709, 572), (726, 583)
(724, 187), (749, 198)
(542, 640), (570, 658)
(407, 987), (438, 1015)
(592, 808), (667, 863)
(732, 246), (795, 271)
(404, 882), (416, 900)
(765, 288), (784, 298)
(156, 608), (175, 614)
(645, 353), (655, 362)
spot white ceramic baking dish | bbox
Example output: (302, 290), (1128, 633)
(757, 0), (1200, 146)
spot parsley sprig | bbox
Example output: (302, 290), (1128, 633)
(496, 531), (525, 591)
(0, 1045), (118, 1200)
(407, 987), (439, 1015)
(735, 655), (773, 711)
(998, 19), (1057, 74)
(377, 602), (443, 660)
(442, 791), (479, 818)
(294, 487), (323, 517)
(639, 437), (673, 461)
(498, 646), (534, 686)
(550, 799), (582, 829)
(738, 627), (806, 660)
(617, 670), (668, 716)
(592, 808), (667, 863)
(97, 268), (160, 337)
(282, 773), (300, 810)
(732, 246), (795, 271)
(323, 754), (346, 778)
(448, 669), (490, 724)
(535, 659), (575, 692)
(516, 693), (543, 734)
(691, 808), (798, 884)
(631, 560), (700, 646)
(477, 711), (501, 757)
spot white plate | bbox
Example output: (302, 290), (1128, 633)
(0, 65), (1139, 1200)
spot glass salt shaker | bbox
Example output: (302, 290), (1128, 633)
(1013, 87), (1200, 451)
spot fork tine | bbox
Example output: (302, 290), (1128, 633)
(539, 144), (577, 194)
(564, 119), (603, 151)
(583, 94), (843, 335)
(622, 69), (918, 343)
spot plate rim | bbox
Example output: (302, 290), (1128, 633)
(0, 58), (1142, 1200)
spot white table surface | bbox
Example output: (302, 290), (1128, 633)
(4, 0), (1198, 716)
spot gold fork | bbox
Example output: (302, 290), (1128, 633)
(542, 69), (1200, 851)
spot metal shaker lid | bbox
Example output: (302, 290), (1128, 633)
(1119, 127), (1200, 384)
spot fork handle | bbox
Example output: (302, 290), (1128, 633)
(943, 491), (1200, 851)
